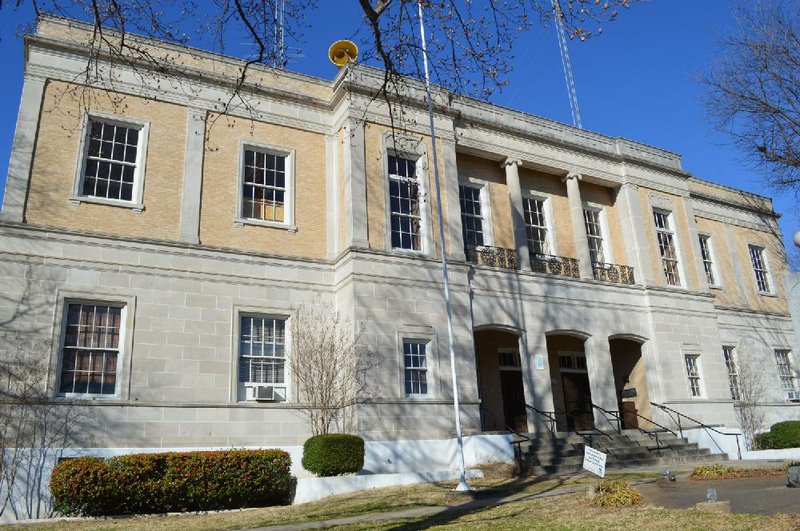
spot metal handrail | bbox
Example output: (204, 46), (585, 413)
(592, 402), (677, 452)
(525, 404), (558, 434)
(590, 403), (622, 433)
(650, 401), (742, 460)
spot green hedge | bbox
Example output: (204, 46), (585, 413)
(769, 421), (800, 449)
(753, 432), (774, 450)
(50, 449), (294, 516)
(302, 434), (364, 476)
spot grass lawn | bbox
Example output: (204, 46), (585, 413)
(7, 471), (797, 531)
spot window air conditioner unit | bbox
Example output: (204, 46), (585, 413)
(785, 390), (800, 402)
(246, 385), (276, 401)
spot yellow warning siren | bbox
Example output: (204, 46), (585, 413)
(328, 40), (359, 68)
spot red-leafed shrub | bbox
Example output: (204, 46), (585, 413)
(50, 449), (294, 516)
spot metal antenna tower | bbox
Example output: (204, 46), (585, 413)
(552, 0), (582, 129)
(274, 0), (286, 67)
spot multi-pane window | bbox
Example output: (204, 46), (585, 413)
(388, 155), (422, 250)
(722, 346), (739, 400)
(59, 304), (122, 395)
(583, 208), (605, 264)
(523, 197), (549, 256)
(242, 149), (287, 223)
(459, 185), (485, 247)
(748, 245), (771, 293)
(699, 235), (716, 286)
(774, 349), (796, 392)
(239, 316), (286, 388)
(684, 355), (701, 397)
(404, 340), (428, 396)
(654, 211), (681, 286)
(81, 120), (140, 202)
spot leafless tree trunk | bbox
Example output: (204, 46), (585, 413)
(0, 335), (83, 520)
(704, 2), (800, 201)
(731, 353), (767, 451)
(289, 303), (381, 436)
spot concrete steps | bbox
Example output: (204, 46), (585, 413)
(517, 430), (727, 476)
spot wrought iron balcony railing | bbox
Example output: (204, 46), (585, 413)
(592, 262), (635, 285)
(530, 253), (580, 278)
(465, 245), (517, 270)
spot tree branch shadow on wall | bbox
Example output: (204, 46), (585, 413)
(0, 270), (92, 520)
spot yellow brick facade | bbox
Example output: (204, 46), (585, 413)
(26, 81), (186, 241)
(200, 113), (327, 259)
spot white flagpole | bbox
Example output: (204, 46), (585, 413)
(416, 0), (470, 492)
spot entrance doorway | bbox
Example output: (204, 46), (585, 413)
(547, 334), (594, 431)
(609, 338), (651, 429)
(499, 350), (527, 432)
(474, 330), (527, 432)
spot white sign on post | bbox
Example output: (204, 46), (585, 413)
(582, 446), (607, 478)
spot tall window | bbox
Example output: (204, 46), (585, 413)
(583, 208), (605, 264)
(459, 185), (485, 247)
(403, 340), (428, 396)
(699, 235), (716, 286)
(523, 197), (549, 256)
(722, 346), (739, 400)
(80, 119), (143, 202)
(774, 349), (796, 392)
(388, 155), (422, 250)
(748, 245), (771, 293)
(654, 210), (681, 286)
(242, 148), (287, 223)
(684, 355), (701, 397)
(239, 316), (286, 390)
(59, 303), (122, 396)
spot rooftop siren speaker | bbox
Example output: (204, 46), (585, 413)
(328, 40), (359, 67)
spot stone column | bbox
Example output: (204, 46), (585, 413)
(503, 158), (532, 271)
(522, 333), (556, 436)
(617, 183), (655, 285)
(178, 108), (207, 244)
(1, 74), (46, 223)
(563, 173), (593, 279)
(683, 201), (706, 292)
(586, 337), (619, 431)
(343, 120), (369, 249)
(442, 140), (465, 261)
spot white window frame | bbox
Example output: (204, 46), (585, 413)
(653, 209), (685, 287)
(382, 134), (434, 256)
(53, 293), (136, 401)
(684, 354), (703, 397)
(774, 349), (797, 395)
(523, 192), (557, 257)
(722, 345), (739, 400)
(71, 112), (150, 212)
(458, 178), (493, 248)
(748, 244), (774, 295)
(557, 351), (588, 374)
(234, 310), (290, 403)
(498, 348), (522, 371)
(235, 141), (296, 232)
(386, 152), (426, 254)
(698, 234), (721, 288)
(583, 203), (613, 266)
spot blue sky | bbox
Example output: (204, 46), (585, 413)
(0, 1), (798, 253)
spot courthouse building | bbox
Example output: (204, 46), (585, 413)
(1, 16), (799, 459)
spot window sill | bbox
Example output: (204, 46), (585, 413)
(235, 217), (297, 233)
(405, 394), (434, 400)
(757, 291), (779, 298)
(70, 195), (144, 213)
(57, 393), (120, 401)
(391, 247), (428, 258)
(708, 285), (723, 290)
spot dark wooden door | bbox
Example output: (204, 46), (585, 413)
(500, 370), (527, 432)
